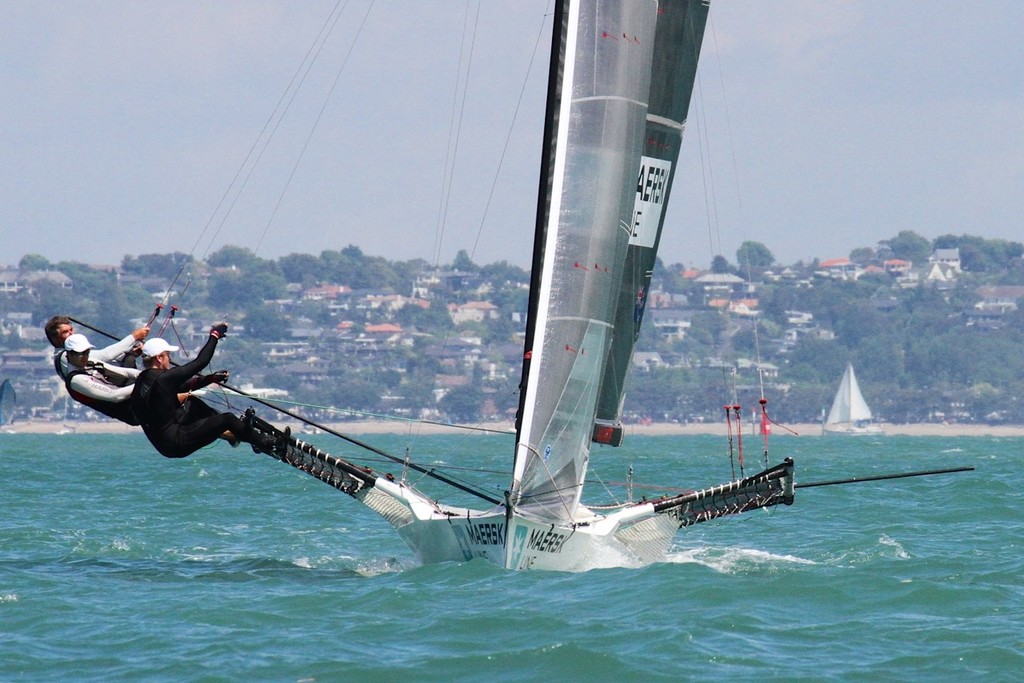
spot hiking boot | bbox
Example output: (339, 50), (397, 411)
(249, 431), (277, 455)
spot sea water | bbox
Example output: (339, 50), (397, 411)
(1, 432), (1021, 681)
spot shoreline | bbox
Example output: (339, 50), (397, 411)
(5, 419), (1024, 438)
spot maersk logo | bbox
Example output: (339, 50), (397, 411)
(629, 156), (672, 248)
(508, 525), (529, 569)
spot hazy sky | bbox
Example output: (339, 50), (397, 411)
(3, 1), (1022, 271)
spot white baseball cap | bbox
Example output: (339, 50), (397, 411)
(141, 338), (179, 358)
(64, 333), (95, 353)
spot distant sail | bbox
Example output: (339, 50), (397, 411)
(824, 364), (883, 435)
(0, 379), (15, 425)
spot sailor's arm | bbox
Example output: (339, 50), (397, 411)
(90, 327), (149, 364)
(96, 363), (141, 385)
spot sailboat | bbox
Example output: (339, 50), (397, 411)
(824, 364), (884, 436)
(244, 0), (795, 571)
(0, 379), (15, 427)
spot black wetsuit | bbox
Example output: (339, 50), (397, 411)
(131, 334), (245, 458)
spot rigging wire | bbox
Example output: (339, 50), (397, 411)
(157, 0), (354, 306)
(431, 0), (481, 270)
(708, 12), (770, 415)
(690, 61), (723, 265)
(467, 3), (551, 262)
(249, 0), (376, 258)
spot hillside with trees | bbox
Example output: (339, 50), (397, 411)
(3, 230), (1024, 426)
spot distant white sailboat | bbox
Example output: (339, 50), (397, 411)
(824, 364), (883, 435)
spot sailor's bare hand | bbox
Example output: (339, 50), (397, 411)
(132, 326), (150, 341)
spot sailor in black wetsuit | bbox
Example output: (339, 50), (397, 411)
(131, 322), (272, 458)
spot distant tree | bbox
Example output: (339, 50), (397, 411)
(262, 369), (302, 394)
(243, 303), (291, 341)
(933, 234), (1024, 273)
(439, 384), (484, 422)
(654, 259), (690, 294)
(207, 245), (260, 269)
(479, 260), (528, 285)
(341, 244), (364, 260)
(332, 378), (383, 413)
(451, 249), (479, 273)
(94, 273), (134, 336)
(319, 249), (353, 284)
(278, 253), (323, 285)
(31, 280), (83, 327)
(393, 258), (432, 291)
(353, 256), (403, 290)
(882, 230), (931, 264)
(849, 247), (875, 263)
(785, 337), (844, 384)
(488, 283), (528, 315)
(18, 254), (50, 271)
(710, 255), (732, 274)
(735, 241), (774, 270)
(121, 252), (193, 280)
(208, 266), (286, 310)
(395, 299), (453, 333)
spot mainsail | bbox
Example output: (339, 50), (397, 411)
(512, 1), (658, 521)
(595, 0), (710, 445)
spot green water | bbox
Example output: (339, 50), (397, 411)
(1, 433), (1020, 681)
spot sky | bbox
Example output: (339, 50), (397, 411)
(2, 1), (1022, 271)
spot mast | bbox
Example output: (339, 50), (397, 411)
(593, 0), (711, 445)
(511, 0), (659, 521)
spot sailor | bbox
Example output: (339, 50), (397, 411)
(62, 333), (142, 425)
(44, 315), (149, 380)
(130, 323), (274, 458)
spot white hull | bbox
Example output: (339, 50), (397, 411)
(823, 423), (884, 436)
(370, 477), (673, 571)
(362, 460), (794, 571)
(249, 402), (795, 573)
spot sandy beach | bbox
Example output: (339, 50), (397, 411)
(5, 419), (1024, 438)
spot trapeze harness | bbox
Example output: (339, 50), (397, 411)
(64, 366), (140, 426)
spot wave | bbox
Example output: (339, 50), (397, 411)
(665, 545), (816, 574)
